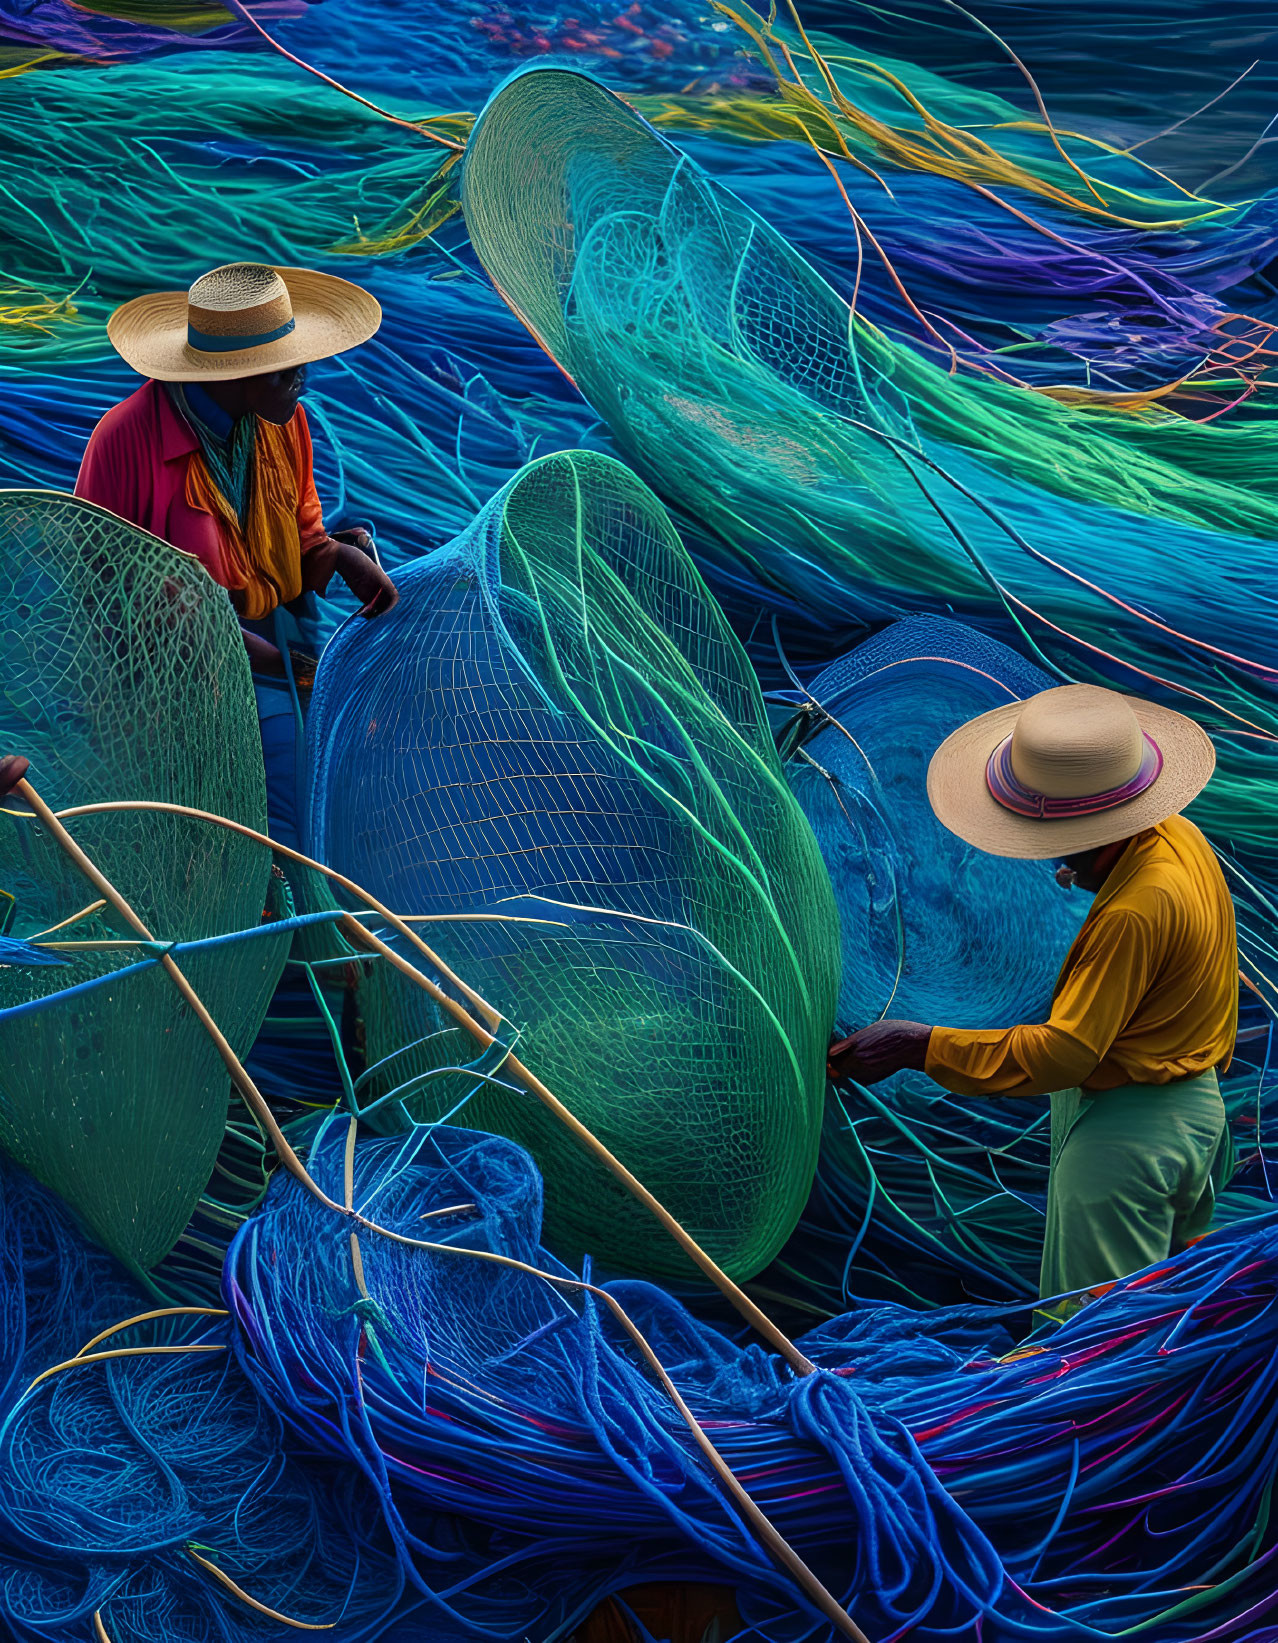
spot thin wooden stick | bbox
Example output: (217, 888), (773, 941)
(17, 788), (814, 1376)
(187, 1548), (334, 1630)
(30, 897), (107, 938)
(349, 1179), (873, 1643)
(75, 1306), (228, 1356)
(6, 781), (875, 1640)
(11, 779), (344, 1212)
(27, 1343), (227, 1392)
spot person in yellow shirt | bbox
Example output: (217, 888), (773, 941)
(828, 683), (1238, 1312)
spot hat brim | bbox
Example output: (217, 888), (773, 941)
(927, 694), (1216, 860)
(106, 267), (381, 382)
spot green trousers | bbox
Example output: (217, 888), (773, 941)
(1039, 1069), (1229, 1304)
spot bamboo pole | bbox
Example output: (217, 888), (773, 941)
(21, 788), (816, 1375)
(8, 777), (873, 1641)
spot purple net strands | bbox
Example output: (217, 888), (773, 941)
(0, 0), (312, 75)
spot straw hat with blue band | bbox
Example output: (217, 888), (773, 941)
(927, 683), (1216, 860)
(106, 262), (381, 382)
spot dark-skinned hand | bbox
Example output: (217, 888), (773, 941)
(334, 540), (398, 618)
(242, 630), (286, 677)
(0, 755), (30, 800)
(828, 1019), (933, 1085)
(331, 525), (377, 556)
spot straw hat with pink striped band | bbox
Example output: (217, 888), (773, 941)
(927, 683), (1216, 859)
(107, 262), (381, 383)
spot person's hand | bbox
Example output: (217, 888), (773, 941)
(0, 755), (30, 799)
(331, 525), (377, 557)
(827, 1020), (933, 1085)
(335, 541), (398, 618)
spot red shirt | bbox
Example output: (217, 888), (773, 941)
(75, 379), (331, 609)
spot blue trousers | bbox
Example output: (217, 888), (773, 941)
(256, 695), (302, 854)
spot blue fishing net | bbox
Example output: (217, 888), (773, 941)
(0, 1148), (408, 1643)
(307, 448), (840, 1283)
(783, 615), (1083, 1035)
(765, 617), (1077, 1309)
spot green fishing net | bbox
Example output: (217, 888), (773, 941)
(0, 492), (287, 1269)
(307, 449), (841, 1283)
(460, 67), (1278, 868)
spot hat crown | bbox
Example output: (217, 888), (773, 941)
(188, 263), (289, 313)
(1010, 685), (1144, 799)
(186, 263), (295, 348)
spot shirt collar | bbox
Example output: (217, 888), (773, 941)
(183, 380), (236, 441)
(1091, 824), (1163, 914)
(151, 378), (200, 463)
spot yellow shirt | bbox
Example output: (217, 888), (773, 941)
(925, 815), (1238, 1099)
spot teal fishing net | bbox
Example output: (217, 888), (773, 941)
(460, 65), (1278, 878)
(307, 449), (840, 1282)
(0, 492), (287, 1270)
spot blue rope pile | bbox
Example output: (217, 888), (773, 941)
(219, 1114), (1278, 1641)
(2, 1107), (1276, 1641)
(0, 1153), (408, 1643)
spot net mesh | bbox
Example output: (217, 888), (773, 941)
(460, 65), (1278, 873)
(787, 615), (1084, 1034)
(770, 617), (1082, 1309)
(0, 491), (287, 1270)
(0, 1156), (406, 1643)
(307, 449), (840, 1282)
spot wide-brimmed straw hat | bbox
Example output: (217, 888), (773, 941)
(927, 683), (1215, 860)
(107, 262), (381, 382)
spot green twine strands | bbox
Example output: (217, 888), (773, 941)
(461, 67), (1278, 874)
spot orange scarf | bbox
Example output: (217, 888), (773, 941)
(184, 417), (307, 620)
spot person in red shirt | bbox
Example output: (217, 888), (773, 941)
(75, 261), (398, 844)
(76, 261), (396, 671)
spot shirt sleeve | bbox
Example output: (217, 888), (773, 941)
(292, 406), (329, 553)
(292, 406), (339, 595)
(74, 408), (143, 527)
(925, 905), (1161, 1097)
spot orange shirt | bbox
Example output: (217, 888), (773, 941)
(75, 378), (336, 619)
(926, 816), (1238, 1098)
